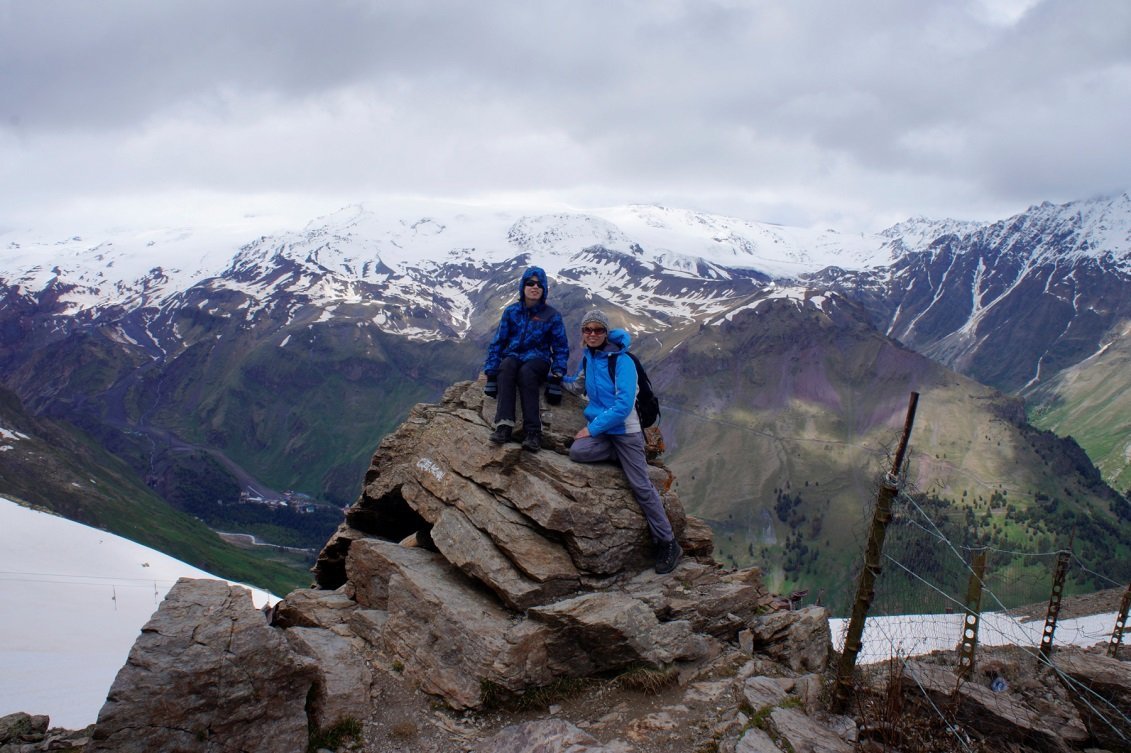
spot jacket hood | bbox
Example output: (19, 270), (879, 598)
(606, 328), (631, 351)
(519, 267), (548, 305)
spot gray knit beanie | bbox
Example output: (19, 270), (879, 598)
(581, 309), (610, 330)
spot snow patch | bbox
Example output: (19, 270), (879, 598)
(0, 497), (277, 729)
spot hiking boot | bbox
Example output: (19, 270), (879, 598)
(489, 425), (513, 444)
(522, 431), (541, 452)
(654, 538), (683, 574)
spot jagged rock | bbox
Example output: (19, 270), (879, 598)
(735, 725), (780, 753)
(273, 586), (358, 630)
(531, 590), (710, 670)
(347, 538), (556, 707)
(768, 707), (855, 752)
(743, 606), (832, 672)
(0, 713), (48, 744)
(297, 381), (763, 708)
(621, 561), (769, 639)
(900, 660), (1080, 753)
(284, 627), (373, 731)
(740, 675), (790, 710)
(88, 578), (319, 753)
(1052, 649), (1131, 750)
(475, 719), (620, 753)
(313, 382), (704, 602)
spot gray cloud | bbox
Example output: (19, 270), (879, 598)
(2, 0), (1128, 234)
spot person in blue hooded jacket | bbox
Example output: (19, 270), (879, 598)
(565, 309), (683, 574)
(482, 266), (570, 452)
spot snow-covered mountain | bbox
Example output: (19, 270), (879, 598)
(5, 194), (1128, 352)
(0, 201), (907, 342)
(829, 193), (1131, 394)
(3, 194), (1130, 633)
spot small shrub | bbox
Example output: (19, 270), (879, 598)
(615, 664), (679, 695)
(308, 717), (362, 752)
(389, 719), (417, 739)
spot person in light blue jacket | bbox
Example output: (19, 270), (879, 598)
(565, 309), (682, 574)
(482, 266), (570, 452)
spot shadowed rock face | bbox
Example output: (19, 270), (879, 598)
(306, 381), (766, 707)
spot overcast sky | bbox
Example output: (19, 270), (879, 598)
(2, 0), (1129, 236)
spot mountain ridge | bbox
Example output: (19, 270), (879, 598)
(2, 192), (1129, 599)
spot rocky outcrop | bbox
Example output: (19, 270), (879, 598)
(314, 382), (712, 599)
(75, 382), (779, 751)
(741, 606), (832, 673)
(301, 381), (757, 708)
(1052, 649), (1131, 750)
(88, 579), (319, 753)
(899, 660), (1085, 753)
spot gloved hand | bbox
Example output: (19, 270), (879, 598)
(545, 373), (563, 405)
(484, 372), (498, 399)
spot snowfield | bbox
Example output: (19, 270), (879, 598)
(0, 497), (276, 730)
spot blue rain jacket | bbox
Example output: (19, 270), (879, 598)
(483, 267), (570, 375)
(565, 328), (640, 436)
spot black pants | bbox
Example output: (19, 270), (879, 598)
(494, 356), (550, 434)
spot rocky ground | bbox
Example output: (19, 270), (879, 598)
(351, 645), (760, 753)
(1006, 585), (1127, 622)
(3, 587), (1127, 753)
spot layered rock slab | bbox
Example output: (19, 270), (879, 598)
(305, 381), (767, 708)
(88, 578), (318, 753)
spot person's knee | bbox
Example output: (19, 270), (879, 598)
(518, 360), (547, 381)
(569, 438), (600, 463)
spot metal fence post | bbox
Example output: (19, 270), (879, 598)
(1108, 583), (1131, 659)
(1038, 547), (1071, 667)
(957, 551), (987, 679)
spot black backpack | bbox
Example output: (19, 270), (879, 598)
(607, 352), (661, 428)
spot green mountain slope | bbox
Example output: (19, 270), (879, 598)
(0, 387), (310, 595)
(1026, 319), (1131, 494)
(649, 297), (1130, 612)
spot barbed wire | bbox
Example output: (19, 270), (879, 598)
(834, 468), (1131, 750)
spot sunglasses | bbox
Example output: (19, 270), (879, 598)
(581, 327), (607, 335)
(524, 280), (542, 287)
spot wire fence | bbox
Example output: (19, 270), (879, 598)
(829, 472), (1131, 752)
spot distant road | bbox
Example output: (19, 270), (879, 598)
(216, 531), (315, 555)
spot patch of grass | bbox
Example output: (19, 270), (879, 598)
(479, 676), (599, 712)
(389, 719), (417, 739)
(308, 717), (362, 752)
(614, 663), (680, 695)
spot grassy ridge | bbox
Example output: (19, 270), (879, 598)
(140, 317), (481, 505)
(658, 302), (1130, 613)
(1026, 320), (1131, 493)
(0, 388), (310, 596)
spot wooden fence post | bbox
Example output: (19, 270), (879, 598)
(831, 392), (919, 713)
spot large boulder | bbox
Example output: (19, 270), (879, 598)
(88, 579), (319, 753)
(301, 381), (767, 708)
